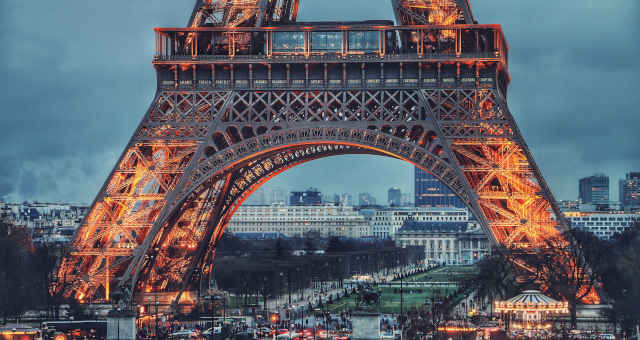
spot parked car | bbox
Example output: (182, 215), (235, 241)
(169, 329), (198, 339)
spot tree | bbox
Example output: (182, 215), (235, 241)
(33, 243), (64, 317)
(530, 231), (600, 328)
(274, 238), (291, 258)
(304, 237), (317, 252)
(0, 219), (39, 322)
(471, 248), (522, 313)
(598, 223), (640, 334)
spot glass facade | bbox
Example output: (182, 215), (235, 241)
(348, 31), (379, 51)
(579, 174), (609, 209)
(273, 31), (304, 52)
(414, 167), (465, 208)
(311, 31), (342, 51)
(269, 31), (381, 53)
(619, 172), (640, 211)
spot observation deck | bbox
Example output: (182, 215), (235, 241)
(153, 21), (509, 94)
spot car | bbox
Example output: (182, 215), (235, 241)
(334, 333), (350, 340)
(169, 329), (197, 339)
(202, 326), (222, 335)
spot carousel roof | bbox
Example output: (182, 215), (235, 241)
(494, 290), (568, 314)
(504, 290), (561, 306)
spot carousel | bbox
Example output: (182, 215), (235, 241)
(494, 290), (568, 331)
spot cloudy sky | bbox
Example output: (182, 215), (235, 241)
(1, 0), (638, 205)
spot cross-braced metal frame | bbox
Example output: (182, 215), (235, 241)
(55, 0), (599, 306)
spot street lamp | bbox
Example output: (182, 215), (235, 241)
(287, 270), (292, 306)
(154, 296), (159, 340)
(207, 294), (223, 340)
(397, 260), (403, 325)
(278, 271), (284, 319)
(296, 267), (302, 300)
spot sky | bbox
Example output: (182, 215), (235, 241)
(0, 0), (638, 205)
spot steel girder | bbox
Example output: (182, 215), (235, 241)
(53, 0), (598, 306)
(55, 82), (575, 304)
(188, 0), (300, 28)
(392, 0), (474, 26)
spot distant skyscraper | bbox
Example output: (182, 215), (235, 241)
(388, 187), (402, 206)
(579, 174), (609, 210)
(414, 167), (464, 208)
(340, 193), (354, 206)
(401, 193), (413, 206)
(270, 187), (287, 204)
(619, 172), (640, 212)
(245, 190), (266, 205)
(289, 188), (322, 205)
(358, 193), (377, 206)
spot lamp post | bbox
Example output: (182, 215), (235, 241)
(263, 276), (268, 318)
(210, 295), (216, 340)
(324, 262), (329, 295)
(154, 295), (159, 340)
(287, 270), (292, 307)
(397, 260), (403, 326)
(278, 271), (284, 321)
(296, 267), (302, 301)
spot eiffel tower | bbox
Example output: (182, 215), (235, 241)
(55, 0), (597, 305)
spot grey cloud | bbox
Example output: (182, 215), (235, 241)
(0, 0), (637, 204)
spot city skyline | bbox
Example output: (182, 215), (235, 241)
(1, 1), (638, 205)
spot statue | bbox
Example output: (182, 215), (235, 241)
(354, 284), (381, 311)
(110, 283), (133, 312)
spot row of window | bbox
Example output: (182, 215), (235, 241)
(230, 221), (368, 226)
(230, 227), (364, 232)
(569, 216), (637, 221)
(373, 217), (466, 223)
(378, 211), (467, 216)
(570, 222), (634, 227)
(272, 31), (380, 53)
(398, 238), (488, 248)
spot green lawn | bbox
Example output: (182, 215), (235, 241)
(399, 265), (478, 282)
(225, 266), (478, 313)
(227, 295), (264, 309)
(327, 266), (478, 313)
(327, 287), (457, 314)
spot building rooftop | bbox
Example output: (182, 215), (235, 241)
(396, 220), (468, 233)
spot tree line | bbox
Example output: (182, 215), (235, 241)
(470, 222), (640, 334)
(211, 233), (424, 309)
(0, 219), (80, 323)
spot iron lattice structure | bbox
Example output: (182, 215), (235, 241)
(55, 0), (598, 305)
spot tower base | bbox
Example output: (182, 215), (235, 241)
(107, 310), (136, 340)
(351, 312), (380, 340)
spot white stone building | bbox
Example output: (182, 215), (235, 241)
(226, 203), (371, 238)
(370, 207), (469, 239)
(395, 220), (489, 265)
(0, 201), (88, 244)
(565, 211), (640, 240)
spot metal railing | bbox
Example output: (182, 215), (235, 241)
(154, 51), (502, 63)
(158, 77), (496, 90)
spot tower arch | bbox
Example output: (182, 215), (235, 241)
(55, 0), (600, 305)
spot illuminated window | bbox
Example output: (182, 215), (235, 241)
(348, 31), (379, 51)
(273, 31), (304, 52)
(311, 31), (342, 51)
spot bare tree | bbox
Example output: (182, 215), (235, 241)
(471, 247), (523, 314)
(530, 231), (599, 328)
